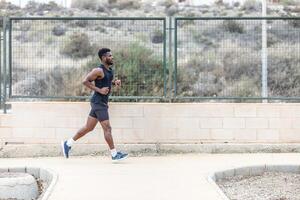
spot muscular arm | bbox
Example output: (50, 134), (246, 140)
(82, 68), (109, 94)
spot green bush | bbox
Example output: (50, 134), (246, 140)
(177, 45), (261, 97)
(241, 0), (261, 11)
(12, 66), (64, 97)
(192, 30), (215, 47)
(15, 43), (164, 97)
(289, 20), (300, 28)
(177, 52), (224, 96)
(222, 20), (244, 34)
(219, 76), (260, 97)
(112, 43), (164, 96)
(281, 0), (297, 6)
(52, 25), (66, 36)
(268, 46), (300, 97)
(74, 20), (89, 28)
(108, 0), (141, 10)
(267, 33), (279, 47)
(160, 0), (176, 8)
(151, 29), (164, 44)
(222, 50), (261, 82)
(60, 32), (94, 58)
(71, 0), (99, 10)
(64, 43), (164, 97)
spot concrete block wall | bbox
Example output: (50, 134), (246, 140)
(1, 102), (300, 144)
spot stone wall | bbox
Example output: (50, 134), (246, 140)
(1, 102), (300, 145)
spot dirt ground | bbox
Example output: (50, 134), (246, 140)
(217, 172), (300, 200)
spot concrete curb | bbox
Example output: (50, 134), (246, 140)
(0, 172), (38, 200)
(0, 167), (58, 200)
(38, 168), (58, 200)
(2, 143), (300, 157)
(208, 164), (300, 200)
(207, 173), (230, 200)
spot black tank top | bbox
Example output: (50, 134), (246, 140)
(90, 64), (114, 106)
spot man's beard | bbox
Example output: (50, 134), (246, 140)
(106, 61), (113, 65)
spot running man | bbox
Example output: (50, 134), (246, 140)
(61, 48), (128, 161)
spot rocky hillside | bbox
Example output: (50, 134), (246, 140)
(0, 0), (299, 18)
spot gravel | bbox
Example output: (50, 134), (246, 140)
(217, 172), (300, 200)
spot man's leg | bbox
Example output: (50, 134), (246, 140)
(100, 119), (128, 161)
(99, 120), (115, 150)
(73, 116), (98, 141)
(62, 116), (98, 158)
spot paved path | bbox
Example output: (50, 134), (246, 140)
(0, 153), (300, 200)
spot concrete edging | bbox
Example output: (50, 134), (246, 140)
(0, 167), (58, 200)
(208, 164), (300, 200)
(39, 168), (58, 200)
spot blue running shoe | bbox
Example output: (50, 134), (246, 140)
(61, 141), (71, 158)
(112, 151), (128, 161)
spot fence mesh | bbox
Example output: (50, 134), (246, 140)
(175, 18), (262, 99)
(267, 19), (300, 97)
(175, 18), (300, 100)
(10, 18), (166, 99)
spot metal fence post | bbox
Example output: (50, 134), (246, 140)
(3, 17), (7, 113)
(0, 23), (2, 111)
(174, 18), (177, 98)
(163, 18), (167, 98)
(262, 0), (268, 102)
(167, 16), (174, 100)
(8, 18), (12, 98)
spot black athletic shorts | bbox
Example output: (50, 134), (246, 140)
(89, 103), (109, 122)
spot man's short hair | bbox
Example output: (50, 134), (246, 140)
(98, 48), (111, 60)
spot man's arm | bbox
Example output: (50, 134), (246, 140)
(82, 68), (109, 95)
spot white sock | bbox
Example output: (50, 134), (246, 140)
(110, 149), (117, 157)
(66, 138), (75, 147)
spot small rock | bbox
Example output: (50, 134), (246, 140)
(165, 4), (178, 16)
(52, 25), (66, 36)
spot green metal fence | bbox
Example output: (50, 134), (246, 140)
(8, 17), (166, 100)
(174, 17), (300, 101)
(1, 16), (300, 113)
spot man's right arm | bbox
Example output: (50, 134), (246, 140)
(82, 68), (109, 95)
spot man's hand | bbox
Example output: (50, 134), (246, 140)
(98, 87), (110, 95)
(114, 79), (121, 87)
